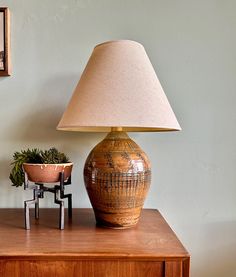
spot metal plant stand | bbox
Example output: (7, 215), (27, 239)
(24, 172), (72, 230)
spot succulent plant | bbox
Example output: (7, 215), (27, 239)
(9, 148), (70, 187)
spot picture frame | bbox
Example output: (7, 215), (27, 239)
(0, 7), (10, 76)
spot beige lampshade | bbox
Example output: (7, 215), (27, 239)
(57, 40), (181, 132)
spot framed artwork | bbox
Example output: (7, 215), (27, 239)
(0, 8), (10, 76)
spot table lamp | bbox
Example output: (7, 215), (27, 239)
(57, 40), (181, 229)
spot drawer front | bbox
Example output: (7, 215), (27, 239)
(165, 259), (190, 277)
(0, 259), (190, 277)
(0, 260), (164, 277)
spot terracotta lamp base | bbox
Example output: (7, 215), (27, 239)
(84, 130), (151, 229)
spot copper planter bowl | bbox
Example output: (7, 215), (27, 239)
(84, 131), (151, 229)
(23, 163), (73, 183)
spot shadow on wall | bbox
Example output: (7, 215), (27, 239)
(195, 220), (236, 277)
(0, 158), (12, 185)
(0, 158), (26, 207)
(0, 74), (104, 200)
(7, 74), (102, 150)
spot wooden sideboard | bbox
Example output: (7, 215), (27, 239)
(0, 208), (190, 277)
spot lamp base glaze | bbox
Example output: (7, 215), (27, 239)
(84, 131), (151, 229)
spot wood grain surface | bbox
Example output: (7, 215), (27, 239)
(0, 209), (190, 277)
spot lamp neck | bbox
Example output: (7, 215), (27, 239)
(105, 130), (129, 140)
(111, 127), (123, 132)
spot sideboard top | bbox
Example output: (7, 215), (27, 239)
(0, 208), (189, 260)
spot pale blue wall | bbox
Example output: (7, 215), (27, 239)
(0, 1), (235, 276)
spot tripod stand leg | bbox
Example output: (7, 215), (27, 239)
(68, 194), (72, 219)
(55, 189), (65, 230)
(60, 201), (65, 230)
(24, 186), (40, 229)
(24, 201), (30, 230)
(35, 197), (39, 219)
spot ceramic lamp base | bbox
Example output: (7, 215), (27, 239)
(84, 131), (151, 229)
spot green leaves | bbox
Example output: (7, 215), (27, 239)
(40, 148), (69, 164)
(9, 148), (70, 187)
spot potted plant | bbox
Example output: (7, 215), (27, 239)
(9, 148), (73, 187)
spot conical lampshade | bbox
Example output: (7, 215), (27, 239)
(57, 40), (181, 132)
